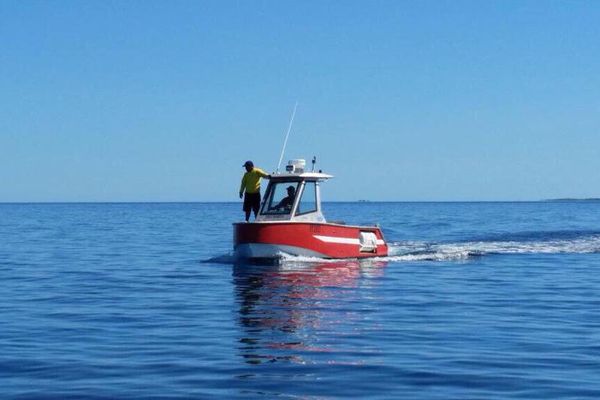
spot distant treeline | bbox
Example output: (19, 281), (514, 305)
(545, 198), (600, 202)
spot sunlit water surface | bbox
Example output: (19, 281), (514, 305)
(2, 202), (600, 399)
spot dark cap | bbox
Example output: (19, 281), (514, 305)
(287, 185), (295, 192)
(243, 160), (253, 168)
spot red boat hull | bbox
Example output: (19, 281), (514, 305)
(233, 222), (388, 259)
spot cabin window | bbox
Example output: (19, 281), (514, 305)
(296, 182), (317, 215)
(261, 182), (299, 215)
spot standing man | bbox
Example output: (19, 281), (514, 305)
(239, 160), (270, 222)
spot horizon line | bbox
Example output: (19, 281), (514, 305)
(1, 199), (599, 204)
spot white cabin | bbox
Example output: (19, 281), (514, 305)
(256, 160), (333, 223)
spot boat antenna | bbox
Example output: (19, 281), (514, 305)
(276, 101), (298, 173)
(311, 156), (316, 172)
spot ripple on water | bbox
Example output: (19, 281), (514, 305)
(2, 202), (600, 398)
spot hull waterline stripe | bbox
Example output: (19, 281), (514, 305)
(313, 235), (385, 245)
(235, 243), (328, 258)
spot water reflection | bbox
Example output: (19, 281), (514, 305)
(232, 259), (387, 365)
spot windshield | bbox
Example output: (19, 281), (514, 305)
(295, 181), (317, 215)
(261, 182), (299, 215)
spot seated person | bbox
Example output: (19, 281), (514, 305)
(273, 186), (296, 211)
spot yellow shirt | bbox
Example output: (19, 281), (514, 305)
(239, 168), (269, 194)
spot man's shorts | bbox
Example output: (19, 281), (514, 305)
(243, 192), (261, 213)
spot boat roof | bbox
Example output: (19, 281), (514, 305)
(270, 171), (333, 181)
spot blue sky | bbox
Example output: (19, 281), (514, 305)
(1, 0), (599, 201)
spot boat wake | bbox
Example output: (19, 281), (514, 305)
(203, 253), (238, 264)
(385, 230), (600, 262)
(205, 230), (600, 264)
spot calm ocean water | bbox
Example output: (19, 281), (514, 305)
(2, 201), (600, 399)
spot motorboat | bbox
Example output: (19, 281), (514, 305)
(234, 159), (388, 260)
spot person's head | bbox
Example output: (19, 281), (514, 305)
(243, 160), (254, 172)
(287, 186), (295, 196)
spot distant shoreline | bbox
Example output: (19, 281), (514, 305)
(544, 198), (600, 202)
